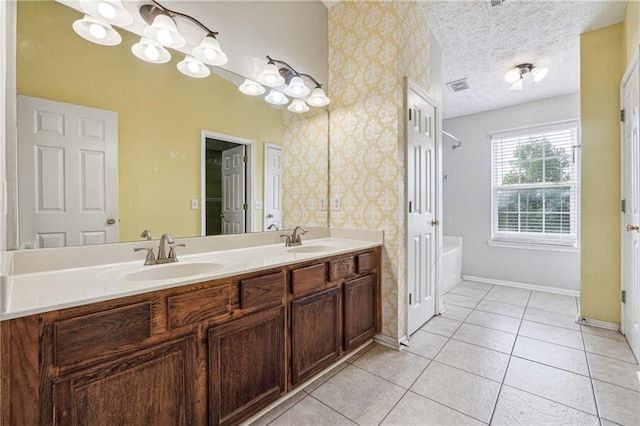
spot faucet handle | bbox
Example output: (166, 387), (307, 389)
(134, 247), (156, 264)
(280, 234), (292, 247)
(168, 243), (186, 259)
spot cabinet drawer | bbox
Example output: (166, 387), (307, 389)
(291, 263), (328, 297)
(53, 302), (152, 366)
(240, 272), (285, 310)
(168, 283), (230, 329)
(329, 256), (355, 282)
(356, 252), (377, 274)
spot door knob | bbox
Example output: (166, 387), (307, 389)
(266, 213), (273, 218)
(431, 219), (440, 226)
(106, 217), (117, 225)
(626, 224), (640, 232)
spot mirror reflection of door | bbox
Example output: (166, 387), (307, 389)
(264, 144), (282, 231)
(17, 96), (119, 248)
(204, 138), (247, 235)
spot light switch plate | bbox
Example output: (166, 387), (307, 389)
(191, 199), (199, 210)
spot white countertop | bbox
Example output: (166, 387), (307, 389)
(1, 230), (383, 321)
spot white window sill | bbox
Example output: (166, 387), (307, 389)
(487, 240), (580, 253)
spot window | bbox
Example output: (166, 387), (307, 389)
(490, 121), (580, 247)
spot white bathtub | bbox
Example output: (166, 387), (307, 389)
(443, 236), (462, 292)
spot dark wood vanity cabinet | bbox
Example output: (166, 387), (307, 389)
(0, 247), (381, 426)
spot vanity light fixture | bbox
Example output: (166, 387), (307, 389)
(239, 79), (266, 96)
(504, 63), (549, 90)
(73, 14), (122, 46)
(244, 55), (330, 112)
(71, 0), (228, 78)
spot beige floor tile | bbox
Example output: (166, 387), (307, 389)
(440, 305), (472, 321)
(435, 339), (509, 382)
(484, 286), (531, 307)
(269, 395), (356, 426)
(475, 299), (525, 318)
(518, 320), (584, 350)
(593, 380), (640, 426)
(452, 323), (516, 353)
(410, 361), (501, 423)
(523, 307), (580, 331)
(504, 357), (597, 415)
(405, 330), (448, 359)
(457, 280), (494, 291)
(583, 333), (637, 363)
(587, 352), (640, 392)
(581, 325), (627, 342)
(302, 362), (349, 394)
(381, 391), (483, 426)
(443, 293), (481, 309)
(421, 316), (462, 337)
(528, 291), (578, 314)
(311, 365), (405, 425)
(250, 392), (307, 426)
(492, 386), (599, 426)
(464, 310), (521, 334)
(447, 285), (488, 300)
(352, 344), (430, 388)
(512, 336), (589, 376)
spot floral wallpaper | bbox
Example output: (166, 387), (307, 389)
(281, 108), (329, 229)
(328, 1), (431, 340)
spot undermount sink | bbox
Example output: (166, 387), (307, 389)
(121, 261), (228, 282)
(286, 243), (344, 254)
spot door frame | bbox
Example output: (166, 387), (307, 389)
(200, 130), (254, 236)
(263, 142), (282, 231)
(405, 77), (442, 338)
(620, 45), (640, 359)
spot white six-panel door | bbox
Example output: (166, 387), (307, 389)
(222, 145), (246, 234)
(407, 83), (438, 336)
(17, 96), (118, 248)
(264, 144), (282, 231)
(621, 47), (640, 362)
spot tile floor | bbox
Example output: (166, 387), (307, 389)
(251, 280), (640, 425)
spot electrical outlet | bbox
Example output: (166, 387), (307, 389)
(331, 197), (341, 211)
(191, 199), (199, 210)
(319, 198), (327, 211)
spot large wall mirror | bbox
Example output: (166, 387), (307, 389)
(7, 0), (329, 249)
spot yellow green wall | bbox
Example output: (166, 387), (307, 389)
(579, 24), (624, 323)
(624, 1), (640, 64)
(17, 0), (283, 241)
(328, 1), (430, 340)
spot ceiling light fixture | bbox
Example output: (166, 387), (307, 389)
(505, 63), (549, 90)
(71, 0), (228, 78)
(245, 55), (330, 113)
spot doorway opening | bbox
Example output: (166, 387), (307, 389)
(201, 131), (254, 236)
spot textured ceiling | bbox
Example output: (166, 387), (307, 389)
(421, 0), (628, 119)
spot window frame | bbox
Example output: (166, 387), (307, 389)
(490, 119), (581, 248)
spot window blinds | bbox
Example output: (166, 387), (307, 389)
(490, 121), (580, 246)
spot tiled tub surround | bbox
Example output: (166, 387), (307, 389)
(250, 280), (640, 426)
(0, 228), (382, 319)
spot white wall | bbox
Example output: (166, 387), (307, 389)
(442, 93), (581, 291)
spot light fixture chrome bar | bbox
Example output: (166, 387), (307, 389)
(266, 55), (324, 88)
(139, 0), (219, 36)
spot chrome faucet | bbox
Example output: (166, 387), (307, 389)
(281, 225), (307, 247)
(140, 229), (153, 240)
(133, 233), (184, 265)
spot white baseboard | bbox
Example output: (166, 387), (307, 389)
(576, 316), (620, 331)
(374, 333), (408, 351)
(462, 275), (580, 297)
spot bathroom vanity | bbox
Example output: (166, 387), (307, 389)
(0, 230), (381, 425)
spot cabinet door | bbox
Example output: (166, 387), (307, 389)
(291, 287), (340, 386)
(52, 337), (196, 425)
(209, 306), (285, 426)
(344, 274), (377, 351)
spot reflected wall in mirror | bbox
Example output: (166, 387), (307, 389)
(9, 0), (328, 249)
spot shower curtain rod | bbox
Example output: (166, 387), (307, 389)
(442, 130), (462, 149)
